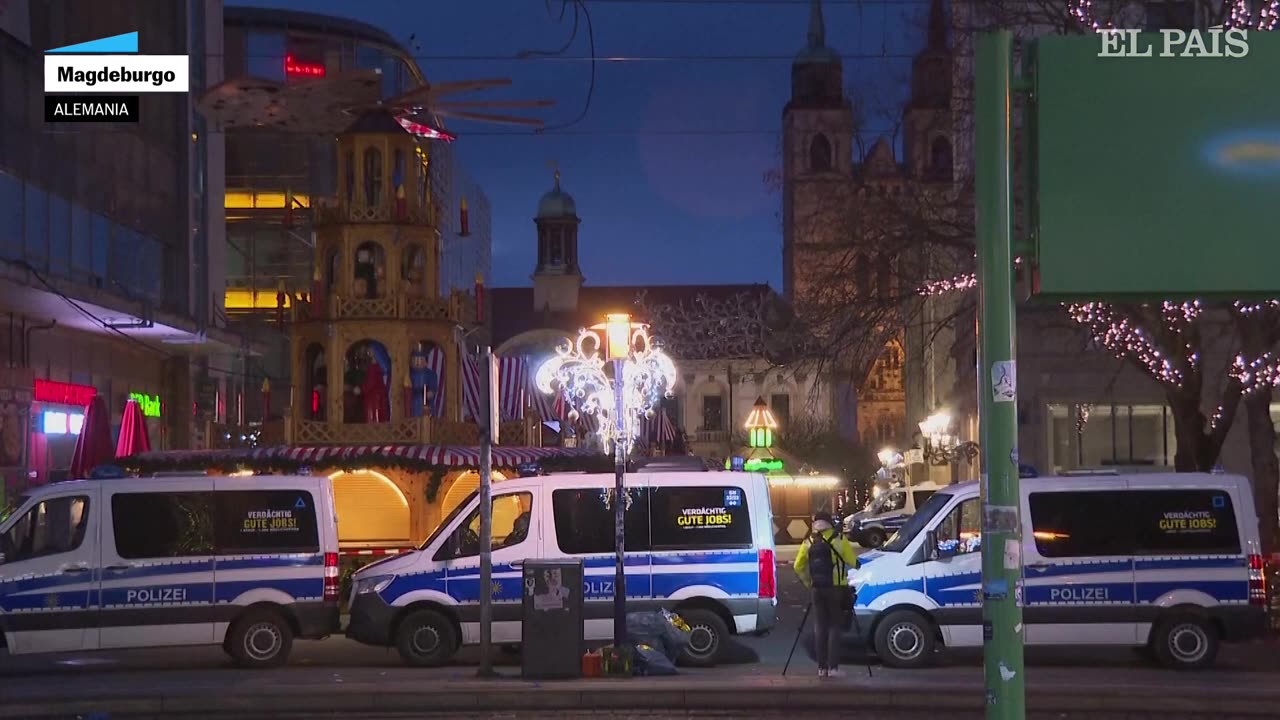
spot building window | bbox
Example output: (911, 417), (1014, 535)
(353, 242), (385, 299)
(1047, 403), (1175, 472)
(876, 411), (895, 444)
(809, 133), (833, 172)
(701, 395), (724, 432)
(770, 394), (790, 426)
(344, 150), (355, 205)
(854, 254), (869, 296)
(24, 185), (47, 269)
(929, 136), (953, 179)
(245, 31), (286, 82)
(362, 147), (383, 206)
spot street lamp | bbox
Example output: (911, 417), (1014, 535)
(536, 313), (677, 649)
(918, 410), (980, 465)
(877, 446), (902, 469)
(744, 397), (778, 449)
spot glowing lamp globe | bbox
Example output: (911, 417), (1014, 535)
(744, 397), (778, 449)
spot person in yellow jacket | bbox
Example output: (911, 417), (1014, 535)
(793, 511), (861, 678)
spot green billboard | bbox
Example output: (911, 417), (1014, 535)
(1031, 32), (1280, 299)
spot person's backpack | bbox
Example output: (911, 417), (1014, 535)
(807, 532), (838, 588)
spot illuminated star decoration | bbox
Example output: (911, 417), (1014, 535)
(536, 324), (677, 454)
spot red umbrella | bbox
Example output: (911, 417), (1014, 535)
(70, 395), (113, 478)
(115, 397), (152, 459)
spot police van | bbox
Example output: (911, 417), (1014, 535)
(0, 474), (341, 667)
(347, 468), (777, 667)
(844, 481), (943, 549)
(848, 473), (1269, 670)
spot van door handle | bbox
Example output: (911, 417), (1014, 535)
(1026, 562), (1052, 571)
(61, 565), (91, 574)
(105, 565), (133, 571)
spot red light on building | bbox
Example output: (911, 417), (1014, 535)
(34, 378), (97, 406)
(284, 54), (325, 78)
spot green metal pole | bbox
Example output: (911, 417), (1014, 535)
(976, 30), (1024, 720)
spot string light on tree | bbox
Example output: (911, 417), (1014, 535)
(919, 273), (977, 297)
(1066, 302), (1194, 388)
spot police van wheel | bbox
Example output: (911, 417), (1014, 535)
(678, 609), (728, 667)
(227, 610), (293, 668)
(873, 610), (935, 669)
(860, 529), (887, 549)
(396, 609), (458, 667)
(1152, 614), (1219, 670)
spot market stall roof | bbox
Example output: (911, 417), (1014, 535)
(126, 444), (603, 472)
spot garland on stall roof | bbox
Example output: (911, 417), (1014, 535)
(118, 452), (614, 504)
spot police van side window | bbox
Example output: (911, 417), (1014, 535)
(881, 492), (906, 512)
(552, 488), (651, 554)
(934, 498), (981, 555)
(435, 492), (533, 561)
(912, 490), (936, 508)
(649, 486), (751, 550)
(112, 493), (214, 559)
(214, 491), (320, 554)
(1029, 491), (1131, 558)
(1130, 489), (1240, 555)
(0, 495), (90, 563)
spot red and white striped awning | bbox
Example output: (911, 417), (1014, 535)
(131, 444), (598, 470)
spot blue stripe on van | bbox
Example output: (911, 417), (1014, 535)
(855, 577), (925, 607)
(215, 578), (324, 603)
(1024, 560), (1132, 578)
(651, 570), (757, 598)
(1135, 557), (1244, 571)
(1135, 580), (1248, 603)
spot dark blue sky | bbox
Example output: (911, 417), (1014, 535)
(236, 0), (929, 287)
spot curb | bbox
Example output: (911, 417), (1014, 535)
(4, 682), (1280, 718)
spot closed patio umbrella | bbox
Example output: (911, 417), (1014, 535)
(70, 394), (112, 478)
(115, 397), (151, 459)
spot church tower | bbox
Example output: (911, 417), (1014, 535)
(903, 0), (954, 182)
(531, 170), (583, 313)
(782, 0), (854, 306)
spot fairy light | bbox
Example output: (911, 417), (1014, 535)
(1235, 300), (1280, 314)
(1067, 302), (1193, 388)
(536, 322), (677, 454)
(1231, 352), (1280, 396)
(919, 273), (977, 297)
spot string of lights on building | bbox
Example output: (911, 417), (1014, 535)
(1071, 0), (1277, 30)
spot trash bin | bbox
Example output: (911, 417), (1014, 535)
(521, 559), (584, 679)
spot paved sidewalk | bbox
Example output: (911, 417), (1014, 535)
(3, 669), (1278, 718)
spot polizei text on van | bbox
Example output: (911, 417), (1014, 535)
(56, 65), (176, 87)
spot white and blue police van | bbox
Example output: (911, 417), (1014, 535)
(0, 473), (341, 667)
(347, 466), (777, 667)
(844, 481), (943, 549)
(849, 473), (1269, 670)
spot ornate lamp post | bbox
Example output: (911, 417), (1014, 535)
(536, 313), (677, 649)
(918, 411), (980, 465)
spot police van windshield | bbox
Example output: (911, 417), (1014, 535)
(881, 491), (953, 553)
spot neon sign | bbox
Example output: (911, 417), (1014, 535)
(34, 378), (96, 406)
(129, 391), (162, 418)
(284, 54), (325, 78)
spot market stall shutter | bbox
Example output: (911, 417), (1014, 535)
(440, 470), (508, 519)
(330, 470), (410, 546)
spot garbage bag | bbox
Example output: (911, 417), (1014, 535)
(634, 643), (679, 676)
(626, 610), (691, 661)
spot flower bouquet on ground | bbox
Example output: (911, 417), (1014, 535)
(600, 644), (633, 677)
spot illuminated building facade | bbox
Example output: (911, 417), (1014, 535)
(218, 7), (491, 423)
(0, 0), (236, 493)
